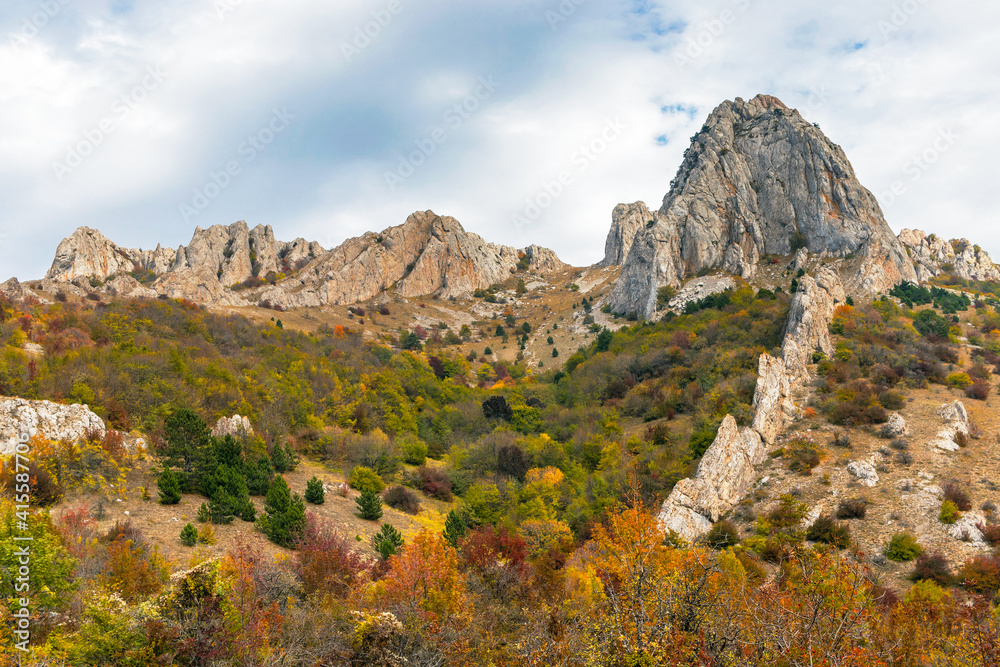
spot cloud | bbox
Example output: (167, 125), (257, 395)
(1, 0), (999, 280)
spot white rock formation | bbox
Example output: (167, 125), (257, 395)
(211, 415), (254, 438)
(882, 413), (908, 438)
(0, 397), (106, 455)
(847, 460), (879, 487)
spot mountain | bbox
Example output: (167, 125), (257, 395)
(39, 212), (565, 308)
(605, 94), (917, 318)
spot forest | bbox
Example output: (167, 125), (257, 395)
(2, 286), (1000, 666)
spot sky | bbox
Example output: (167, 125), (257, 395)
(1, 0), (999, 280)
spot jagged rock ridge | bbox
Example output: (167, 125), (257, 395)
(898, 229), (1000, 283)
(39, 213), (565, 309)
(607, 94), (916, 318)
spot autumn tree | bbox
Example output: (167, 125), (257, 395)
(381, 529), (466, 619)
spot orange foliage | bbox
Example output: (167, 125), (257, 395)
(381, 529), (466, 619)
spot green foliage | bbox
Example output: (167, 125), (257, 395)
(180, 523), (198, 546)
(258, 476), (306, 548)
(912, 309), (953, 338)
(939, 500), (960, 524)
(163, 408), (212, 487)
(355, 489), (383, 521)
(271, 442), (297, 473)
(0, 500), (77, 611)
(688, 421), (719, 459)
(806, 515), (851, 548)
(349, 466), (385, 493)
(157, 467), (181, 505)
(886, 532), (923, 561)
(372, 523), (404, 560)
(305, 476), (325, 504)
(946, 372), (973, 388)
(702, 520), (739, 549)
(398, 433), (428, 465)
(443, 509), (468, 547)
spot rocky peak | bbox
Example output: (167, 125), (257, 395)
(607, 94), (916, 318)
(46, 227), (140, 282)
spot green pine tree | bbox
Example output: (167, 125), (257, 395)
(157, 467), (181, 505)
(179, 523), (198, 546)
(163, 408), (212, 491)
(443, 509), (467, 548)
(245, 455), (274, 496)
(258, 476), (306, 548)
(197, 502), (210, 523)
(270, 442), (290, 473)
(304, 477), (325, 505)
(355, 489), (383, 521)
(372, 523), (404, 560)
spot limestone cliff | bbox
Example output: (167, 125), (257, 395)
(608, 94), (916, 318)
(599, 202), (652, 267)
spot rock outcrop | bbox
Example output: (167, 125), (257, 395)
(211, 415), (254, 439)
(931, 400), (971, 452)
(600, 202), (652, 267)
(46, 227), (142, 282)
(0, 397), (106, 455)
(607, 94), (916, 318)
(751, 353), (793, 446)
(899, 229), (1000, 283)
(0, 278), (29, 302)
(781, 267), (846, 383)
(658, 416), (767, 540)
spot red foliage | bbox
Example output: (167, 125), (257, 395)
(295, 513), (369, 597)
(418, 466), (452, 502)
(460, 525), (530, 581)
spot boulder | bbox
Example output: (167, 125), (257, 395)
(0, 278), (29, 302)
(103, 275), (158, 299)
(937, 400), (969, 424)
(881, 413), (908, 438)
(0, 397), (106, 455)
(847, 460), (879, 487)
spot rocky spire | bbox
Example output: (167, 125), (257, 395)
(607, 94), (916, 318)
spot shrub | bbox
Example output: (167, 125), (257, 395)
(977, 522), (1000, 547)
(767, 494), (808, 529)
(942, 480), (972, 511)
(295, 513), (368, 597)
(418, 466), (453, 501)
(896, 451), (914, 465)
(886, 532), (923, 561)
(197, 522), (216, 545)
(836, 497), (868, 520)
(180, 523), (198, 546)
(399, 434), (428, 466)
(482, 395), (513, 421)
(958, 554), (1000, 595)
(947, 372), (973, 389)
(786, 440), (822, 474)
(831, 431), (851, 448)
(702, 520), (740, 549)
(806, 515), (851, 548)
(966, 380), (991, 400)
(383, 485), (420, 514)
(349, 466), (385, 494)
(157, 468), (182, 505)
(443, 510), (468, 548)
(372, 523), (404, 560)
(305, 476), (325, 505)
(911, 552), (952, 586)
(940, 500), (960, 524)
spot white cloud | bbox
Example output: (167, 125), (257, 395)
(1, 0), (999, 279)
